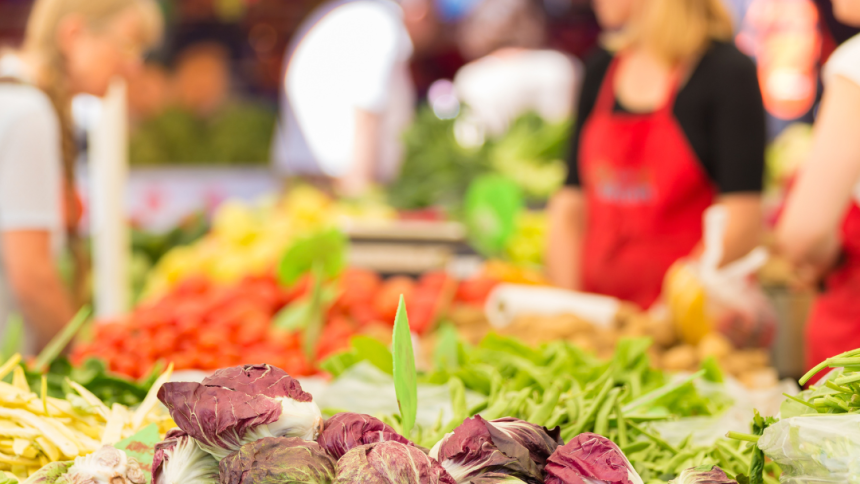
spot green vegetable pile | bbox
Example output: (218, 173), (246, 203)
(129, 103), (276, 166)
(388, 107), (569, 211)
(324, 328), (764, 482)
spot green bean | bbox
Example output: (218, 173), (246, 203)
(626, 420), (678, 454)
(529, 381), (563, 426)
(620, 441), (650, 455)
(615, 400), (628, 447)
(564, 378), (615, 439)
(565, 393), (580, 427)
(594, 387), (621, 436)
(545, 406), (566, 429)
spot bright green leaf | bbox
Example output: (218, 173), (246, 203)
(277, 229), (346, 286)
(351, 336), (393, 375)
(392, 296), (417, 437)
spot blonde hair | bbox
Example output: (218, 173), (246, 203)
(610, 0), (734, 64)
(21, 0), (162, 301)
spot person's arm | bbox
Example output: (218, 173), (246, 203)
(704, 45), (767, 264)
(777, 75), (860, 271)
(719, 193), (763, 264)
(547, 187), (586, 290)
(2, 230), (75, 351)
(337, 109), (383, 196)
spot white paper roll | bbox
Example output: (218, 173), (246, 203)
(484, 283), (621, 329)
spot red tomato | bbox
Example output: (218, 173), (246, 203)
(373, 277), (415, 322)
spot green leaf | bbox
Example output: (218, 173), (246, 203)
(34, 306), (91, 372)
(0, 314), (23, 363)
(478, 333), (544, 364)
(701, 356), (725, 383)
(277, 229), (346, 286)
(272, 285), (340, 331)
(351, 336), (393, 375)
(302, 263), (326, 363)
(464, 175), (524, 257)
(319, 350), (361, 378)
(392, 295), (417, 437)
(433, 323), (461, 371)
(113, 423), (161, 484)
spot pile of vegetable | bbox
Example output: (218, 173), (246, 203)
(324, 304), (763, 482)
(388, 108), (569, 212)
(464, 311), (778, 390)
(129, 103), (277, 166)
(142, 186), (395, 299)
(726, 347), (860, 484)
(72, 267), (498, 379)
(0, 354), (173, 480)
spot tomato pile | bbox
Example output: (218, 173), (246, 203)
(73, 269), (499, 379)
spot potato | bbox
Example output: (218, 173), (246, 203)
(697, 332), (734, 361)
(661, 345), (699, 372)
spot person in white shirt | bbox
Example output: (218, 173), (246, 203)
(0, 0), (161, 355)
(776, 0), (860, 369)
(273, 0), (435, 195)
(453, 0), (582, 137)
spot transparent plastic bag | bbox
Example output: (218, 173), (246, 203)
(664, 205), (777, 348)
(758, 415), (860, 484)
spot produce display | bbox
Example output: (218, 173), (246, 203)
(72, 268), (498, 379)
(0, 354), (173, 480)
(388, 108), (569, 212)
(142, 186), (396, 299)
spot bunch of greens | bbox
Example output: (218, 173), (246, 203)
(387, 107), (570, 212)
(129, 103), (276, 166)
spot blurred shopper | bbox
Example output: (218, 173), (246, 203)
(546, 0), (766, 308)
(453, 0), (582, 136)
(0, 0), (161, 353)
(273, 0), (435, 195)
(776, 2), (860, 368)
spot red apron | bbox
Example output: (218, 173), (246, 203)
(579, 58), (716, 309)
(805, 203), (860, 370)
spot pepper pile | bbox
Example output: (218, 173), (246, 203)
(72, 269), (498, 379)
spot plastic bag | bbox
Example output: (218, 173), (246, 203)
(758, 415), (860, 484)
(664, 205), (777, 348)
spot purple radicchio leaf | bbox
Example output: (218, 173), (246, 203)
(335, 441), (456, 484)
(317, 413), (413, 460)
(152, 429), (219, 484)
(429, 416), (548, 483)
(544, 433), (644, 484)
(219, 437), (337, 484)
(157, 364), (323, 461)
(669, 466), (738, 484)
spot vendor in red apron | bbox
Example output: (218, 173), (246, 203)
(776, 3), (860, 370)
(546, 0), (766, 310)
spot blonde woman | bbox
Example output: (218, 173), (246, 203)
(546, 0), (766, 308)
(0, 0), (162, 354)
(777, 1), (860, 369)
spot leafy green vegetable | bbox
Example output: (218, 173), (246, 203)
(392, 296), (418, 438)
(277, 229), (346, 286)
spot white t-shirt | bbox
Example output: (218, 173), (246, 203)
(454, 49), (582, 136)
(282, 0), (415, 180)
(823, 34), (860, 203)
(0, 55), (64, 355)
